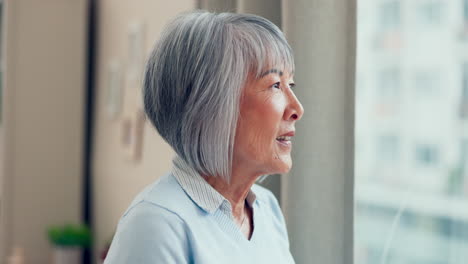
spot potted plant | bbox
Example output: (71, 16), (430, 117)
(47, 224), (91, 264)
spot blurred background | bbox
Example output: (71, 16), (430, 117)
(355, 1), (468, 264)
(1, 0), (467, 264)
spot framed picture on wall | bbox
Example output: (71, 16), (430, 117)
(126, 21), (146, 89)
(121, 109), (146, 161)
(106, 60), (123, 120)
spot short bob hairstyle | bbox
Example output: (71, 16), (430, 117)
(143, 11), (294, 182)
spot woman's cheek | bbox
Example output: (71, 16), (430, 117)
(248, 129), (269, 152)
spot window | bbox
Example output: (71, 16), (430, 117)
(356, 1), (468, 263)
(461, 62), (468, 100)
(462, 63), (468, 99)
(412, 70), (440, 97)
(414, 144), (439, 166)
(379, 0), (401, 30)
(459, 63), (468, 119)
(417, 0), (444, 26)
(378, 67), (401, 100)
(464, 0), (468, 24)
(377, 134), (400, 163)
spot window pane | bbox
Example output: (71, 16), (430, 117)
(355, 1), (468, 263)
(464, 0), (468, 23)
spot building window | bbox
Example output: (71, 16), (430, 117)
(464, 0), (468, 24)
(379, 0), (401, 30)
(461, 138), (468, 163)
(463, 63), (468, 99)
(459, 63), (468, 118)
(414, 144), (439, 166)
(412, 70), (440, 97)
(377, 134), (400, 162)
(378, 67), (400, 99)
(417, 0), (444, 26)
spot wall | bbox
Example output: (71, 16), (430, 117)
(1, 0), (87, 263)
(92, 0), (195, 260)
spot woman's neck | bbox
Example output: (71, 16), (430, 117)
(201, 167), (259, 218)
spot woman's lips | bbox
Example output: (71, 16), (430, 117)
(276, 139), (292, 147)
(276, 130), (294, 148)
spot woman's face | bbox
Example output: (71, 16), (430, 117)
(233, 69), (304, 176)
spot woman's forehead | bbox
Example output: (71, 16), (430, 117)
(260, 68), (283, 78)
(258, 68), (294, 79)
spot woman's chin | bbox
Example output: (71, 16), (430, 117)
(280, 164), (292, 173)
(273, 157), (292, 174)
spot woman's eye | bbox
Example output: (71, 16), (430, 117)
(272, 82), (281, 89)
(289, 83), (296, 89)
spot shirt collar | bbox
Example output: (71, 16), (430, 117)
(171, 156), (257, 214)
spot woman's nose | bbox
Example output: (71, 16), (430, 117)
(286, 91), (304, 121)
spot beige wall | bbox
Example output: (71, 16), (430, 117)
(92, 0), (195, 261)
(1, 0), (87, 263)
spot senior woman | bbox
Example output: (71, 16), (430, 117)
(104, 11), (303, 264)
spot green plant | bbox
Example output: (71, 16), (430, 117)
(47, 224), (92, 248)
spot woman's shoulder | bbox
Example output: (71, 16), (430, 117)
(121, 173), (198, 222)
(105, 180), (192, 264)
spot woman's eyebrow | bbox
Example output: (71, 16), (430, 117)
(260, 68), (283, 78)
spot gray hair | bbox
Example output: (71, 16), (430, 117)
(143, 11), (294, 182)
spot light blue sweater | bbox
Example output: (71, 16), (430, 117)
(104, 159), (295, 264)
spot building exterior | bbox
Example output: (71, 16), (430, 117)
(355, 0), (468, 263)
